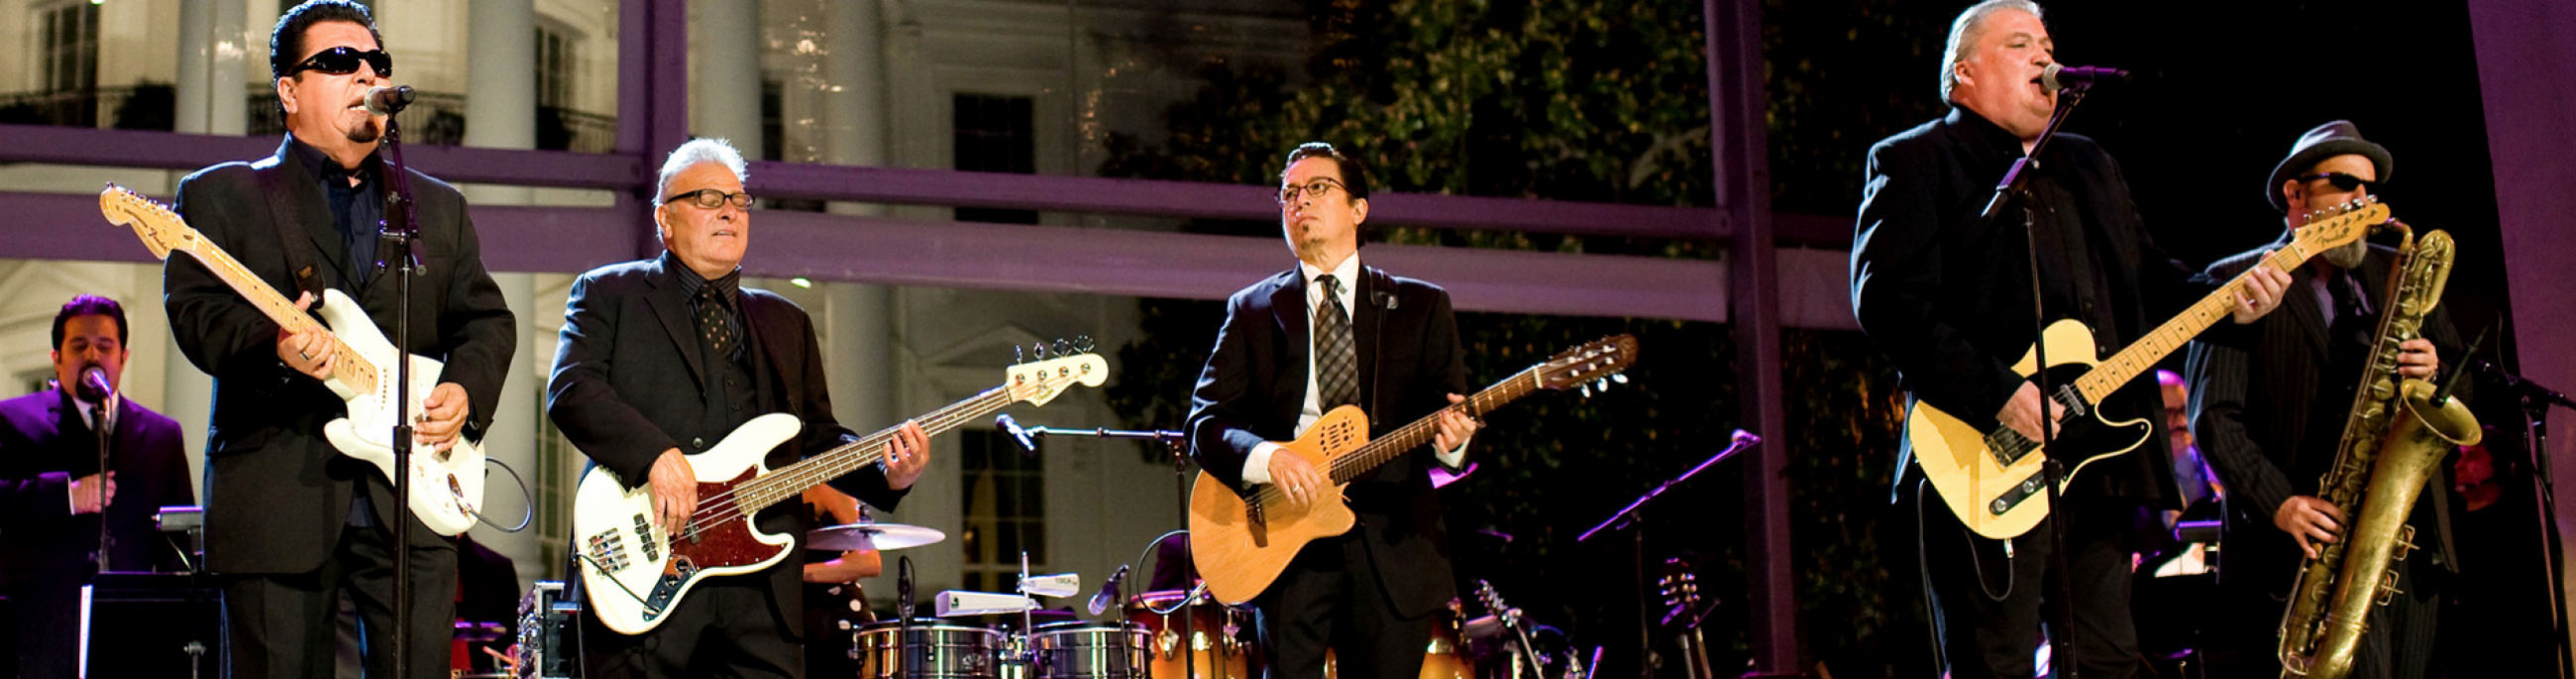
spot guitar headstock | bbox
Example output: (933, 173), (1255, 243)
(1474, 579), (1518, 626)
(1536, 334), (1639, 396)
(2287, 196), (2390, 257)
(97, 183), (194, 261)
(1004, 337), (1108, 407)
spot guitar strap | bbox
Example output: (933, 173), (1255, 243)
(254, 156), (327, 300)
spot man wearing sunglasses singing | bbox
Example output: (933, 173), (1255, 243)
(2186, 121), (2466, 678)
(162, 2), (516, 677)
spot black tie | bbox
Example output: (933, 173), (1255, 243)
(1314, 275), (1359, 410)
(696, 285), (739, 361)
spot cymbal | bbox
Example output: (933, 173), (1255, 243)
(807, 522), (946, 552)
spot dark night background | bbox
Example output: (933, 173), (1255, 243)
(1100, 0), (2553, 677)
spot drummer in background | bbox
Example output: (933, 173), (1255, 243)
(803, 485), (883, 678)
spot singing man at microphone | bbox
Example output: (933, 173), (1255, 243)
(162, 1), (517, 676)
(1849, 2), (2289, 677)
(0, 294), (194, 679)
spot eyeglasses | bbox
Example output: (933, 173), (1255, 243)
(290, 46), (393, 77)
(2297, 171), (2381, 193)
(1278, 178), (1346, 205)
(666, 188), (757, 210)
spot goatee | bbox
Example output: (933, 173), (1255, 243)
(2321, 239), (2367, 270)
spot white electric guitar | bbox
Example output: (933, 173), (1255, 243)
(98, 184), (486, 536)
(573, 350), (1108, 634)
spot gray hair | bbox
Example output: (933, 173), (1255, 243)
(1939, 0), (2044, 102)
(654, 138), (750, 206)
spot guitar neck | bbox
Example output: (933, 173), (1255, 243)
(1326, 369), (1541, 485)
(174, 235), (377, 394)
(733, 386), (1019, 512)
(2074, 243), (2312, 403)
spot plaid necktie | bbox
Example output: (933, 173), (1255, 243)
(1313, 274), (1359, 410)
(695, 284), (739, 360)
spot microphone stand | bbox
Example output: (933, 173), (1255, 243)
(2477, 361), (2576, 677)
(1976, 82), (2093, 679)
(93, 390), (114, 574)
(1577, 434), (1760, 677)
(1001, 419), (1198, 679)
(377, 107), (429, 679)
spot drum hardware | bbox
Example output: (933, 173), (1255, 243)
(514, 581), (582, 679)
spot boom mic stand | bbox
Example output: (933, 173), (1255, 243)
(1577, 431), (1761, 678)
(2473, 360), (2576, 677)
(376, 90), (429, 679)
(1976, 79), (2095, 679)
(996, 416), (1200, 679)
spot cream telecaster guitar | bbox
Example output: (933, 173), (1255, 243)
(98, 184), (486, 535)
(574, 350), (1107, 634)
(1909, 198), (2386, 538)
(1191, 335), (1638, 606)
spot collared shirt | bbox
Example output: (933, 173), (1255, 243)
(669, 253), (747, 353)
(1240, 254), (1467, 485)
(2312, 269), (2374, 328)
(66, 390), (119, 514)
(287, 137), (384, 288)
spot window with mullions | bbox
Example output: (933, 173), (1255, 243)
(952, 94), (1037, 225)
(958, 429), (1044, 593)
(38, 2), (98, 95)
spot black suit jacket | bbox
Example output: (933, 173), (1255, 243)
(2186, 242), (2465, 594)
(0, 389), (195, 585)
(165, 136), (516, 574)
(1854, 106), (2212, 503)
(545, 254), (909, 638)
(1186, 264), (1471, 618)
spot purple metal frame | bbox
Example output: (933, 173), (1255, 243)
(1708, 0), (1797, 671)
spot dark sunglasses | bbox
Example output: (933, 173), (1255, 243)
(2298, 171), (2381, 193)
(291, 47), (393, 77)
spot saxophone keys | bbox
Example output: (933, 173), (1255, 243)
(2375, 569), (2404, 605)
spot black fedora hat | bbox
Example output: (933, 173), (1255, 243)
(2267, 120), (2393, 213)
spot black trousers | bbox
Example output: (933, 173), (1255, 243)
(583, 576), (804, 679)
(222, 517), (459, 679)
(1256, 533), (1434, 679)
(7, 581), (79, 679)
(1910, 478), (2147, 679)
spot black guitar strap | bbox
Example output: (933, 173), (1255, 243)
(253, 156), (327, 300)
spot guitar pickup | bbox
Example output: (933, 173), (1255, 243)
(631, 514), (661, 563)
(1987, 470), (2048, 516)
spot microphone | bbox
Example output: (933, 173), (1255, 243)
(1731, 429), (1761, 447)
(996, 414), (1039, 456)
(363, 85), (416, 116)
(75, 366), (112, 404)
(1087, 564), (1131, 616)
(2041, 63), (2127, 91)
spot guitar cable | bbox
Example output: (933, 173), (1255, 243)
(465, 456), (536, 532)
(1915, 476), (1948, 676)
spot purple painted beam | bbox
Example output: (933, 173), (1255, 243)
(0, 124), (648, 189)
(7, 189), (631, 275)
(748, 161), (1765, 240)
(1710, 0), (1798, 672)
(746, 210), (1742, 322)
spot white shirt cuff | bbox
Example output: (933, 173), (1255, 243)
(1241, 442), (1283, 485)
(68, 483), (77, 515)
(1435, 433), (1472, 469)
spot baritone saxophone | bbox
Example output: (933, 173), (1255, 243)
(2277, 223), (2482, 678)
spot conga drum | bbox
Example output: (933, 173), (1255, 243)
(1126, 590), (1254, 679)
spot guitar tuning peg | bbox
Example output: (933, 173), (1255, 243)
(1595, 378), (1610, 392)
(1014, 345), (1024, 365)
(1074, 335), (1096, 353)
(1580, 385), (1593, 397)
(1052, 338), (1073, 357)
(1031, 341), (1050, 360)
(1611, 374), (1629, 385)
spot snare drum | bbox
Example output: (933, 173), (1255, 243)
(855, 621), (1010, 679)
(1026, 622), (1151, 679)
(1126, 590), (1254, 679)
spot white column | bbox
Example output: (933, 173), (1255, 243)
(464, 0), (538, 206)
(693, 0), (764, 156)
(823, 283), (898, 441)
(469, 273), (543, 591)
(821, 0), (885, 215)
(176, 0), (212, 134)
(209, 0), (249, 136)
(161, 334), (216, 502)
